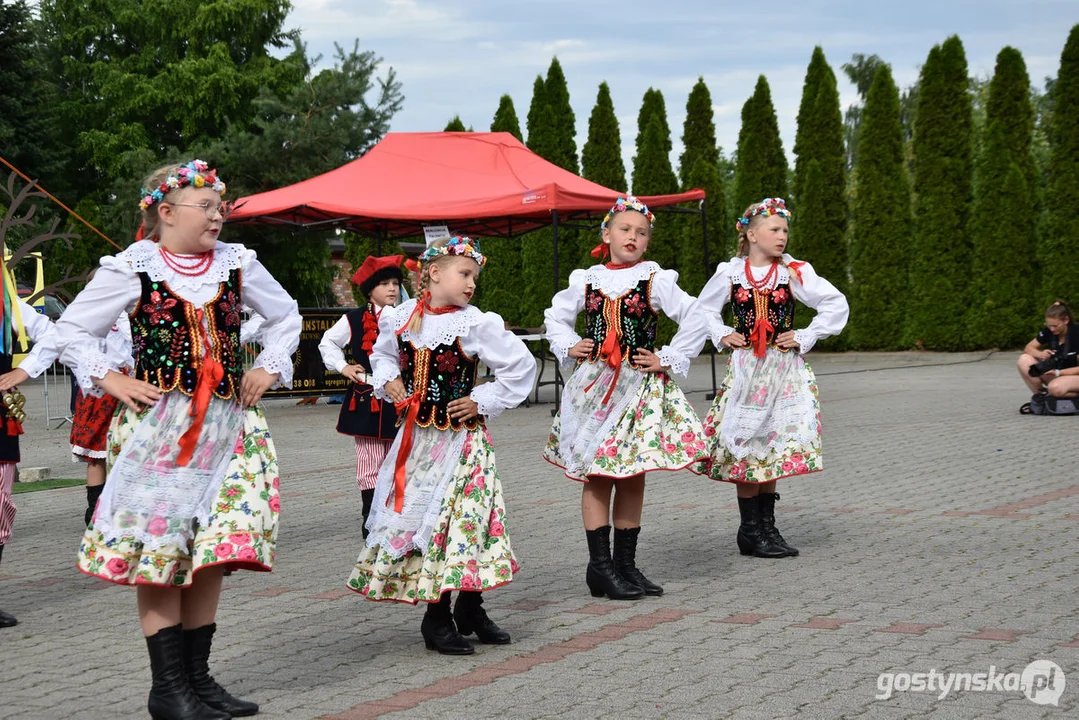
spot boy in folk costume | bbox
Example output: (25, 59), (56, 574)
(347, 237), (535, 656)
(674, 198), (848, 558)
(318, 255), (403, 535)
(543, 196), (706, 600)
(0, 266), (61, 628)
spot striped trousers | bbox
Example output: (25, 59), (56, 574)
(0, 463), (16, 546)
(355, 437), (393, 491)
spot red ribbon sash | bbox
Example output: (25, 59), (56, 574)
(388, 395), (421, 512)
(176, 309), (226, 467)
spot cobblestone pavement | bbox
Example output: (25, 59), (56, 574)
(1, 351), (1075, 719)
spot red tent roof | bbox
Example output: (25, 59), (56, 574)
(227, 132), (705, 238)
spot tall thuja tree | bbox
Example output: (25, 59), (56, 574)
(1041, 24), (1079, 306)
(850, 65), (911, 349)
(968, 47), (1038, 348)
(490, 94), (523, 141)
(678, 78), (723, 294)
(733, 76), (788, 216)
(680, 157), (724, 296)
(520, 75), (558, 325)
(543, 57), (582, 280)
(581, 82), (627, 267)
(482, 94), (525, 322)
(907, 36), (974, 350)
(632, 114), (679, 268)
(636, 88), (673, 160)
(791, 47), (848, 313)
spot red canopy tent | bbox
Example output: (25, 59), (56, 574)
(229, 131), (705, 237)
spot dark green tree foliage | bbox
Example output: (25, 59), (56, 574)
(907, 36), (974, 350)
(679, 78), (719, 188)
(635, 89), (673, 157)
(733, 76), (788, 215)
(444, 116), (467, 131)
(968, 47), (1038, 347)
(791, 48), (848, 297)
(849, 65), (912, 350)
(521, 75), (557, 326)
(582, 83), (628, 191)
(840, 53), (887, 170)
(38, 0), (301, 176)
(632, 115), (679, 269)
(680, 157), (724, 295)
(490, 94), (523, 141)
(544, 58), (578, 174)
(1040, 24), (1079, 306)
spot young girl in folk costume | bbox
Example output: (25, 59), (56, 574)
(677, 198), (848, 559)
(543, 196), (705, 601)
(347, 237), (535, 656)
(318, 255), (403, 536)
(71, 310), (132, 526)
(53, 160), (301, 720)
(0, 274), (60, 629)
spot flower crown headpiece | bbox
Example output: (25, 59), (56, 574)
(405, 236), (486, 274)
(735, 197), (791, 233)
(601, 196), (655, 231)
(139, 160), (227, 210)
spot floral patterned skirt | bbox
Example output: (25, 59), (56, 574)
(347, 426), (518, 604)
(544, 363), (707, 482)
(77, 404), (281, 587)
(694, 349), (822, 484)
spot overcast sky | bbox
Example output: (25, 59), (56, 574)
(284, 0), (1074, 189)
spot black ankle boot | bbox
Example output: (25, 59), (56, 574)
(0, 545), (16, 628)
(736, 496), (788, 558)
(421, 593), (474, 655)
(612, 527), (663, 596)
(758, 492), (799, 557)
(360, 488), (375, 540)
(182, 623), (260, 716)
(454, 591), (511, 644)
(585, 526), (644, 600)
(85, 484), (104, 527)
(146, 625), (229, 720)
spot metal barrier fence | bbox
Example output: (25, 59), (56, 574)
(41, 361), (73, 429)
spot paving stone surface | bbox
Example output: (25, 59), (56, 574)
(1, 351), (1075, 719)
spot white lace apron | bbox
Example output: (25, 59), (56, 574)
(557, 360), (646, 477)
(718, 347), (818, 462)
(93, 393), (246, 550)
(365, 425), (468, 559)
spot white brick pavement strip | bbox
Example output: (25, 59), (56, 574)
(1, 352), (1076, 719)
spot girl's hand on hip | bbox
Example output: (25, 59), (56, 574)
(240, 368), (278, 407)
(384, 378), (408, 404)
(775, 331), (801, 351)
(567, 339), (595, 359)
(632, 348), (666, 373)
(448, 396), (479, 421)
(721, 332), (747, 349)
(94, 371), (162, 412)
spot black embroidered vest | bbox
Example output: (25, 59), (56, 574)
(729, 281), (797, 345)
(336, 304), (398, 439)
(0, 352), (19, 462)
(130, 269), (244, 400)
(397, 338), (483, 430)
(583, 276), (658, 369)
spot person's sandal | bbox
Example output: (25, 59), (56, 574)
(1020, 402), (1033, 414)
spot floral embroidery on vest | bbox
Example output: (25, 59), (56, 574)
(583, 276), (658, 369)
(730, 280), (796, 345)
(130, 269), (243, 400)
(397, 338), (483, 430)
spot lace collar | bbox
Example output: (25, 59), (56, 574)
(118, 240), (246, 294)
(727, 255), (797, 289)
(392, 299), (485, 350)
(582, 261), (660, 297)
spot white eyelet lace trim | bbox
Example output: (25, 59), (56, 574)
(252, 346), (294, 387)
(470, 382), (506, 420)
(708, 319), (737, 350)
(117, 240), (246, 294)
(370, 367), (402, 400)
(548, 334), (581, 366)
(393, 301), (485, 350)
(793, 329), (817, 354)
(74, 348), (113, 396)
(655, 347), (690, 378)
(582, 261), (659, 297)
